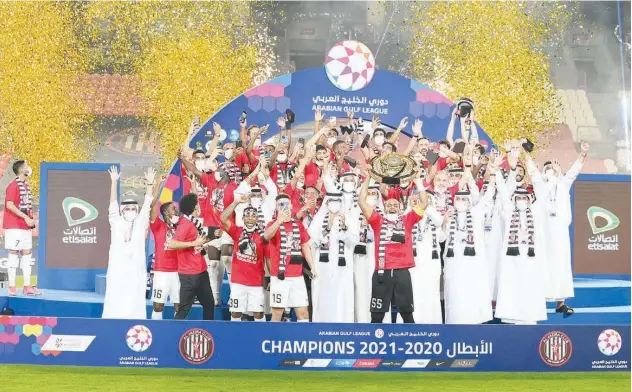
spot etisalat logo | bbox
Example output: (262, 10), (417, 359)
(587, 206), (620, 251)
(61, 197), (98, 244)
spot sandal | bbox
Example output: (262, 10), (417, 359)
(556, 304), (575, 318)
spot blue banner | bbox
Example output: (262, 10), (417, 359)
(0, 316), (628, 371)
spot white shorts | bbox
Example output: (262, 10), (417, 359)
(151, 271), (181, 304)
(229, 283), (265, 313)
(219, 232), (234, 246)
(4, 229), (32, 251)
(270, 276), (309, 309)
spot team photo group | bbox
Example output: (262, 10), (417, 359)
(4, 102), (589, 326)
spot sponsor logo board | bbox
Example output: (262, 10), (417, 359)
(40, 335), (95, 352)
(179, 328), (214, 365)
(539, 331), (573, 367)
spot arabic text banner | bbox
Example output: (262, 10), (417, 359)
(0, 317), (628, 371)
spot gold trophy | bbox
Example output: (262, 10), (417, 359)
(369, 153), (418, 185)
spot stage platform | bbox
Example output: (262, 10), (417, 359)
(0, 276), (629, 324)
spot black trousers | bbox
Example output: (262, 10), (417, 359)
(175, 271), (215, 320)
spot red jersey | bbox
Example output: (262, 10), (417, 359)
(436, 157), (464, 171)
(304, 161), (323, 188)
(267, 220), (310, 278)
(204, 179), (237, 227)
(368, 210), (422, 270)
(173, 217), (206, 275)
(227, 224), (265, 287)
(386, 184), (417, 207)
(150, 219), (178, 272)
(3, 179), (32, 230)
(283, 182), (303, 208)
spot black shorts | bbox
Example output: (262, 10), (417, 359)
(370, 269), (414, 313)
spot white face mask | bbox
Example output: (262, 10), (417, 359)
(169, 215), (179, 225)
(385, 213), (398, 221)
(455, 200), (468, 212)
(214, 171), (223, 182)
(25, 167), (32, 177)
(327, 137), (336, 147)
(473, 156), (480, 166)
(253, 138), (261, 148)
(224, 149), (233, 160)
(439, 151), (448, 158)
(328, 201), (342, 213)
(315, 160), (324, 167)
(412, 154), (422, 163)
(449, 179), (458, 187)
(123, 210), (137, 222)
(366, 195), (378, 207)
(277, 153), (287, 163)
(374, 136), (385, 146)
(296, 181), (304, 189)
(516, 200), (528, 211)
(545, 170), (557, 182)
(195, 160), (205, 171)
(511, 150), (520, 158)
(342, 182), (355, 193)
(400, 181), (410, 189)
(250, 197), (262, 209)
(205, 159), (217, 172)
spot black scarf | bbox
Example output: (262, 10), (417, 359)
(319, 212), (346, 266)
(183, 214), (207, 256)
(238, 224), (259, 258)
(412, 218), (439, 259)
(506, 208), (536, 257)
(278, 220), (302, 280)
(275, 162), (294, 188)
(446, 210), (476, 257)
(211, 187), (224, 212)
(221, 161), (241, 185)
(16, 178), (33, 216)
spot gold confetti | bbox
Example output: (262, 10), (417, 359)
(406, 1), (573, 148)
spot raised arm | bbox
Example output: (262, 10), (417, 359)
(149, 176), (163, 223)
(446, 107), (458, 146)
(388, 117), (409, 144)
(562, 141), (589, 187)
(221, 195), (247, 232)
(178, 148), (203, 179)
(108, 165), (121, 225)
(263, 209), (290, 242)
(358, 173), (374, 220)
(138, 167), (156, 227)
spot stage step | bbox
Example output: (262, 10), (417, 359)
(95, 274), (106, 296)
(541, 306), (631, 325)
(545, 279), (631, 309)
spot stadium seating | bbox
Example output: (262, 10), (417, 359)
(557, 88), (602, 143)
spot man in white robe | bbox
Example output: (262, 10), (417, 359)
(494, 170), (547, 325)
(102, 166), (156, 319)
(442, 180), (494, 325)
(308, 192), (356, 323)
(524, 141), (589, 316)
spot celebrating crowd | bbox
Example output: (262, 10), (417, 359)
(3, 101), (589, 325)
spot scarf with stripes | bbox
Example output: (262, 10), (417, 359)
(412, 219), (439, 259)
(377, 216), (406, 277)
(237, 224), (259, 258)
(211, 187), (225, 213)
(278, 220), (302, 280)
(319, 213), (346, 266)
(221, 161), (241, 185)
(163, 221), (177, 251)
(275, 162), (294, 188)
(183, 214), (207, 256)
(16, 179), (33, 217)
(482, 183), (497, 232)
(446, 210), (476, 257)
(506, 208), (536, 257)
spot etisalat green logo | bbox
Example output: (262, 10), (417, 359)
(587, 206), (620, 251)
(62, 197), (99, 244)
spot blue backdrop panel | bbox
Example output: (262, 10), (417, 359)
(0, 317), (628, 372)
(38, 163), (120, 291)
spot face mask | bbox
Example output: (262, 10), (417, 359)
(250, 197), (262, 209)
(296, 181), (304, 189)
(516, 200), (528, 211)
(224, 149), (233, 160)
(195, 161), (205, 171)
(277, 153), (287, 163)
(214, 171), (223, 182)
(328, 201), (342, 213)
(123, 210), (137, 222)
(342, 182), (355, 193)
(385, 213), (398, 221)
(25, 167), (32, 177)
(327, 137), (336, 147)
(455, 200), (468, 212)
(400, 181), (410, 189)
(366, 196), (378, 207)
(545, 170), (557, 182)
(511, 150), (520, 158)
(169, 215), (179, 225)
(315, 160), (324, 167)
(473, 156), (480, 166)
(253, 138), (261, 148)
(449, 179), (458, 187)
(374, 136), (385, 146)
(412, 154), (422, 163)
(439, 151), (448, 158)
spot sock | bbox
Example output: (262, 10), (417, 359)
(254, 317), (266, 322)
(7, 254), (19, 287)
(400, 312), (415, 324)
(297, 318), (309, 323)
(20, 254), (33, 286)
(230, 316), (242, 322)
(151, 311), (163, 320)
